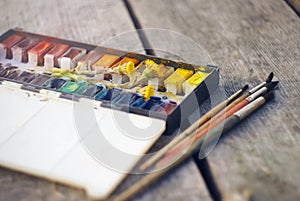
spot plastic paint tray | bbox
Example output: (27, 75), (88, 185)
(0, 28), (219, 134)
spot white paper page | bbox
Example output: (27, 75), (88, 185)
(0, 85), (47, 143)
(0, 85), (166, 199)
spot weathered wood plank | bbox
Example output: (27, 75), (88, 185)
(113, 157), (212, 201)
(0, 167), (89, 201)
(0, 0), (211, 201)
(0, 0), (143, 52)
(129, 0), (300, 200)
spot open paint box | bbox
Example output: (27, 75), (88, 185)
(0, 28), (219, 199)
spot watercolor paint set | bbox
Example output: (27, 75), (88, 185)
(0, 28), (219, 199)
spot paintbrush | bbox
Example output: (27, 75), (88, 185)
(112, 91), (275, 201)
(211, 72), (273, 121)
(156, 81), (278, 167)
(140, 73), (273, 171)
(139, 84), (249, 171)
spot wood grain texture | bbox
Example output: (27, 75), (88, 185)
(129, 0), (300, 200)
(0, 167), (88, 201)
(112, 157), (211, 201)
(0, 0), (144, 52)
(0, 0), (211, 201)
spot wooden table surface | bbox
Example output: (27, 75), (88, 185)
(0, 0), (299, 201)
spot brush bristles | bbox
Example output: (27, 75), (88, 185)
(266, 81), (279, 90)
(265, 72), (274, 83)
(242, 84), (249, 91)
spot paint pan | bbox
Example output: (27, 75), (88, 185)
(111, 57), (140, 68)
(130, 95), (144, 107)
(182, 68), (210, 95)
(92, 54), (120, 71)
(60, 81), (87, 94)
(58, 47), (86, 70)
(164, 68), (194, 94)
(76, 50), (104, 71)
(139, 96), (164, 110)
(0, 66), (19, 79)
(44, 44), (70, 69)
(0, 34), (25, 59)
(82, 83), (106, 98)
(156, 100), (177, 114)
(113, 92), (141, 106)
(29, 74), (51, 87)
(28, 41), (54, 66)
(98, 88), (122, 101)
(14, 71), (36, 83)
(11, 37), (39, 63)
(5, 69), (20, 80)
(43, 78), (67, 90)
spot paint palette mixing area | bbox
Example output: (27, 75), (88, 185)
(0, 29), (219, 199)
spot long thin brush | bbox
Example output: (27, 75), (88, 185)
(214, 72), (273, 118)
